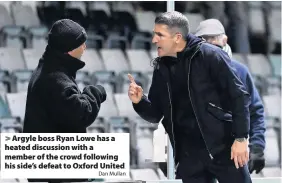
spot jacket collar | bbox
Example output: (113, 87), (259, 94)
(42, 45), (85, 78)
(177, 33), (205, 60)
(157, 34), (205, 83)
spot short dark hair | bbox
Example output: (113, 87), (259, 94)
(155, 11), (189, 40)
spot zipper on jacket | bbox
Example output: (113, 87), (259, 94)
(166, 83), (176, 166)
(209, 102), (232, 114)
(187, 49), (214, 160)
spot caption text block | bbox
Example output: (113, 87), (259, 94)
(0, 133), (130, 179)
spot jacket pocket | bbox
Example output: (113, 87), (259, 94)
(207, 103), (232, 122)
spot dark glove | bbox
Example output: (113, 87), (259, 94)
(248, 145), (265, 174)
(94, 85), (107, 103)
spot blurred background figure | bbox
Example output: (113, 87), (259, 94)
(195, 18), (266, 176)
(0, 1), (280, 182)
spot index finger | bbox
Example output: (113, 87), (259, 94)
(234, 156), (239, 169)
(128, 74), (136, 84)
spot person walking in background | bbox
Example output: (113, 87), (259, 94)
(195, 19), (266, 175)
(128, 11), (252, 183)
(23, 19), (107, 183)
(200, 1), (251, 54)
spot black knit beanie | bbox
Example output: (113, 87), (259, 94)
(47, 19), (87, 53)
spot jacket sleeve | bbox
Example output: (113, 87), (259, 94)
(244, 68), (266, 150)
(206, 48), (251, 138)
(132, 70), (163, 123)
(50, 80), (105, 129)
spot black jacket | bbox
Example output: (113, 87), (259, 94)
(23, 46), (106, 182)
(133, 34), (251, 164)
(23, 46), (106, 133)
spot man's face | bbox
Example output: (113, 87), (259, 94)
(68, 43), (86, 59)
(152, 24), (178, 57)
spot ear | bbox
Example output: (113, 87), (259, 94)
(175, 33), (183, 43)
(223, 35), (228, 46)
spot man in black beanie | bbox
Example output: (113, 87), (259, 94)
(23, 19), (107, 183)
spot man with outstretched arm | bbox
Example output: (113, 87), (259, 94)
(128, 11), (252, 183)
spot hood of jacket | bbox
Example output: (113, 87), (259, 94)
(176, 33), (206, 60)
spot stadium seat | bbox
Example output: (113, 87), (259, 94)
(126, 49), (154, 73)
(135, 11), (156, 34)
(23, 48), (44, 70)
(110, 11), (138, 37)
(108, 116), (134, 135)
(87, 10), (110, 38)
(232, 53), (248, 66)
(108, 116), (136, 154)
(263, 94), (281, 119)
(264, 118), (280, 167)
(269, 54), (281, 77)
(108, 116), (137, 164)
(64, 8), (87, 29)
(1, 26), (25, 48)
(85, 33), (104, 49)
(65, 1), (87, 16)
(114, 93), (139, 118)
(92, 70), (116, 94)
(266, 76), (281, 95)
(97, 92), (118, 120)
(11, 2), (40, 29)
(0, 93), (11, 118)
(116, 71), (148, 93)
(249, 8), (265, 35)
(80, 49), (105, 73)
(131, 34), (152, 50)
(247, 54), (272, 77)
(0, 48), (26, 72)
(6, 92), (27, 123)
(21, 1), (38, 14)
(0, 117), (22, 133)
(0, 70), (12, 93)
(75, 71), (92, 92)
(252, 75), (268, 96)
(112, 2), (135, 15)
(27, 26), (48, 49)
(88, 1), (111, 16)
(130, 169), (160, 180)
(100, 49), (130, 74)
(261, 167), (282, 177)
(184, 13), (204, 33)
(12, 70), (33, 93)
(134, 116), (158, 168)
(0, 4), (14, 31)
(156, 168), (168, 179)
(87, 117), (108, 133)
(270, 9), (281, 43)
(0, 1), (12, 14)
(248, 1), (262, 8)
(106, 33), (128, 50)
(39, 6), (63, 28)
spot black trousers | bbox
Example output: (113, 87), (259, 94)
(175, 147), (252, 183)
